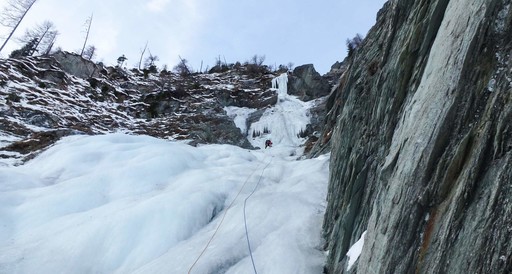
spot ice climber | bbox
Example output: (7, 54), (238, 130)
(265, 139), (273, 149)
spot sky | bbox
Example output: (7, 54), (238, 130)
(0, 0), (387, 74)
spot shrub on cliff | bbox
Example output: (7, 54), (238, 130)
(346, 33), (363, 57)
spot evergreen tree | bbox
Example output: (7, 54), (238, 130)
(9, 38), (38, 58)
(17, 21), (58, 55)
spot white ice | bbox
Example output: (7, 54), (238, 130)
(249, 73), (312, 149)
(224, 106), (252, 135)
(225, 73), (313, 156)
(0, 134), (329, 274)
(0, 74), (330, 274)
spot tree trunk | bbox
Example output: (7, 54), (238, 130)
(80, 14), (93, 57)
(138, 41), (148, 70)
(0, 0), (37, 54)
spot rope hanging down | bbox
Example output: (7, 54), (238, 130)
(243, 156), (273, 274)
(188, 159), (266, 274)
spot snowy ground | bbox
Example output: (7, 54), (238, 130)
(0, 74), (331, 273)
(0, 134), (329, 273)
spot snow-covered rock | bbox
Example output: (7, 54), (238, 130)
(0, 54), (332, 165)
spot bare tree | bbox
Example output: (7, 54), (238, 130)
(79, 13), (93, 57)
(41, 30), (57, 55)
(144, 50), (159, 72)
(215, 55), (222, 67)
(137, 41), (148, 70)
(250, 54), (265, 66)
(173, 56), (191, 76)
(245, 54), (267, 75)
(17, 20), (58, 55)
(0, 0), (38, 54)
(82, 45), (96, 60)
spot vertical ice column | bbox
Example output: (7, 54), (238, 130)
(271, 73), (288, 98)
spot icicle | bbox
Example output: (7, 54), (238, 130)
(271, 73), (288, 98)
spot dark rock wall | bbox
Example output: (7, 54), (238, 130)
(288, 64), (331, 101)
(323, 0), (512, 273)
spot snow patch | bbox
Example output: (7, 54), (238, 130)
(346, 230), (367, 271)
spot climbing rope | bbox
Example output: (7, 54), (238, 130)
(187, 160), (264, 274)
(243, 156), (273, 274)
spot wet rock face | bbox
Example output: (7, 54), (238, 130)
(323, 0), (512, 273)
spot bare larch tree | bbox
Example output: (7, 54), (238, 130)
(0, 0), (38, 54)
(17, 20), (58, 55)
(79, 13), (93, 57)
(137, 41), (148, 70)
(82, 45), (96, 60)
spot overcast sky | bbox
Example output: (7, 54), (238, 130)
(0, 0), (387, 74)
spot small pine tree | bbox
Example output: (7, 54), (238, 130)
(9, 38), (38, 58)
(144, 53), (159, 73)
(346, 33), (364, 57)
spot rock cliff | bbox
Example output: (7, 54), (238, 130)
(322, 0), (512, 273)
(288, 64), (331, 101)
(0, 53), (331, 165)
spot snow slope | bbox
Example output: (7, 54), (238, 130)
(0, 134), (328, 274)
(0, 74), (330, 273)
